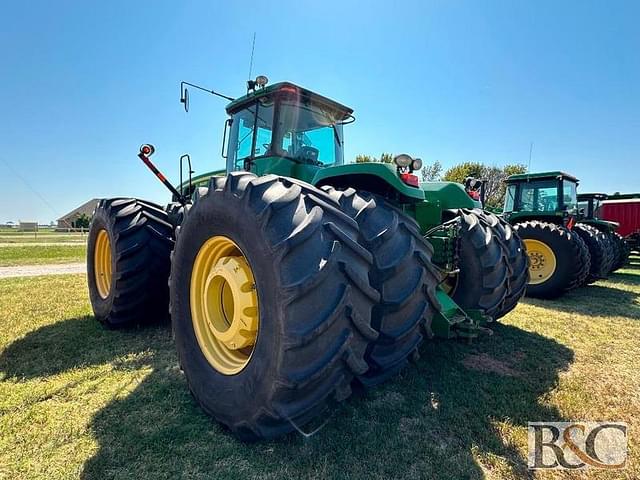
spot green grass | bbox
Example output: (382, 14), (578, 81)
(0, 231), (86, 244)
(0, 245), (86, 267)
(0, 235), (87, 244)
(1, 260), (639, 479)
(0, 228), (63, 235)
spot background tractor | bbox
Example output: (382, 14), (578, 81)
(578, 192), (630, 271)
(502, 171), (614, 298)
(599, 192), (640, 255)
(87, 77), (528, 440)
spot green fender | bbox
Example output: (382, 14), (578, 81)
(311, 162), (424, 202)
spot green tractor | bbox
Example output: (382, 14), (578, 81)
(87, 77), (528, 440)
(578, 193), (630, 272)
(502, 171), (615, 298)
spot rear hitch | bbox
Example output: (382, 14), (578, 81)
(430, 287), (494, 343)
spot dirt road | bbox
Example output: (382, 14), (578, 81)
(0, 263), (85, 279)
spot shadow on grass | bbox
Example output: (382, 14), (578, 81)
(0, 318), (573, 479)
(610, 270), (640, 286)
(522, 278), (640, 320)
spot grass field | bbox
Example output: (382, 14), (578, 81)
(0, 244), (86, 267)
(0, 259), (638, 479)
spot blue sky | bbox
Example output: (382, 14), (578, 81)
(1, 0), (638, 223)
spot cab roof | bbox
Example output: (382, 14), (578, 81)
(607, 192), (640, 200)
(505, 171), (579, 184)
(578, 193), (608, 201)
(225, 81), (353, 118)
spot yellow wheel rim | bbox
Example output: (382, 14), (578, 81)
(190, 236), (259, 375)
(524, 239), (557, 285)
(94, 229), (113, 299)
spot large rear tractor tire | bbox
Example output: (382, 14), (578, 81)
(322, 187), (441, 387)
(443, 209), (510, 320)
(87, 198), (175, 327)
(574, 223), (614, 284)
(514, 221), (590, 298)
(170, 173), (378, 440)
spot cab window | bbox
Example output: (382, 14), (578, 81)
(519, 180), (558, 212)
(227, 99), (275, 172)
(504, 184), (517, 212)
(562, 180), (578, 210)
(277, 99), (343, 166)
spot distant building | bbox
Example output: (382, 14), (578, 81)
(18, 221), (38, 232)
(57, 199), (99, 230)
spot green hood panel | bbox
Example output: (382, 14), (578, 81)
(419, 182), (478, 209)
(312, 162), (424, 201)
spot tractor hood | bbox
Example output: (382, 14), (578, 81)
(312, 162), (425, 202)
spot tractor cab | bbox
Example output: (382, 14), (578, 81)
(578, 193), (607, 219)
(503, 171), (579, 226)
(578, 193), (619, 232)
(223, 81), (353, 185)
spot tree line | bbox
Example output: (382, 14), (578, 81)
(355, 153), (526, 209)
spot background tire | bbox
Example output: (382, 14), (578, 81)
(574, 223), (613, 284)
(446, 209), (510, 319)
(610, 232), (631, 272)
(569, 233), (591, 289)
(514, 221), (590, 299)
(170, 173), (378, 440)
(322, 187), (441, 387)
(87, 198), (174, 327)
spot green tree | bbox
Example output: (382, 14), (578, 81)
(355, 152), (394, 163)
(355, 154), (374, 163)
(379, 152), (393, 164)
(421, 160), (443, 182)
(74, 213), (91, 229)
(443, 162), (526, 208)
(442, 162), (484, 184)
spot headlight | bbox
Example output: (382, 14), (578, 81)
(393, 154), (413, 168)
(412, 158), (423, 170)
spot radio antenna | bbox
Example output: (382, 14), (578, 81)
(248, 32), (256, 80)
(528, 142), (534, 172)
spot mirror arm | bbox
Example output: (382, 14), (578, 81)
(180, 81), (235, 113)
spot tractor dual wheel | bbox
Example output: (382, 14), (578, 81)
(170, 173), (378, 440)
(322, 187), (441, 386)
(471, 210), (529, 320)
(445, 209), (528, 321)
(514, 221), (590, 299)
(574, 223), (614, 284)
(609, 232), (631, 272)
(87, 198), (175, 327)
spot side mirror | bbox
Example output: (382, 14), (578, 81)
(180, 86), (189, 112)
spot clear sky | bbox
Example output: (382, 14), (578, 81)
(1, 0), (638, 223)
